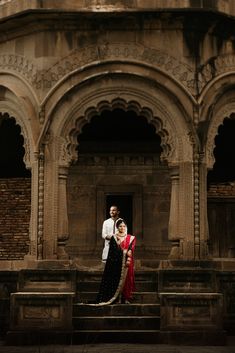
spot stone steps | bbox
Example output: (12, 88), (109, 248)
(76, 291), (159, 304)
(73, 315), (160, 330)
(76, 280), (157, 292)
(71, 329), (161, 344)
(72, 270), (160, 343)
(73, 303), (160, 316)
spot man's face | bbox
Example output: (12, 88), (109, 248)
(109, 206), (119, 219)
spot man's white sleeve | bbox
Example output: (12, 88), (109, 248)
(102, 220), (109, 240)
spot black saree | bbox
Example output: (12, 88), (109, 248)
(96, 236), (126, 304)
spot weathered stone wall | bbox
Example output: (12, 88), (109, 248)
(0, 178), (31, 259)
(67, 155), (171, 260)
(0, 2), (235, 263)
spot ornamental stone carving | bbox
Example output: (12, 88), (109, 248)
(199, 54), (235, 91)
(0, 54), (36, 84)
(2, 46), (235, 99)
(32, 43), (197, 96)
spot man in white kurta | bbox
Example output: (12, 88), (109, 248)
(102, 205), (121, 262)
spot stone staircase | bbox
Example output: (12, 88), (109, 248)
(4, 263), (227, 345)
(72, 270), (161, 343)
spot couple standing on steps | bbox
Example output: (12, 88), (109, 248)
(95, 205), (136, 305)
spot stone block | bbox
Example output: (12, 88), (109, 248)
(160, 292), (223, 331)
(10, 292), (73, 331)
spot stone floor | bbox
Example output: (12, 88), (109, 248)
(1, 342), (235, 353)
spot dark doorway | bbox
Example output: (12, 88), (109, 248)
(106, 194), (133, 234)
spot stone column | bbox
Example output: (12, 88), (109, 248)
(168, 166), (181, 259)
(37, 148), (45, 260)
(57, 166), (69, 259)
(24, 153), (39, 261)
(199, 157), (209, 258)
(178, 161), (195, 259)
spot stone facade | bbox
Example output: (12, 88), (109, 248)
(1, 0), (235, 345)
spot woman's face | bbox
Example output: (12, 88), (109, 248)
(118, 222), (126, 234)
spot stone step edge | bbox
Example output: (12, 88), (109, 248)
(73, 315), (160, 319)
(76, 291), (159, 294)
(73, 303), (160, 306)
(72, 329), (160, 333)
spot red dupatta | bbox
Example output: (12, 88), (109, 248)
(119, 234), (136, 300)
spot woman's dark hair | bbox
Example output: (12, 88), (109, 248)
(116, 218), (127, 228)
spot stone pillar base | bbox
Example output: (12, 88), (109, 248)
(8, 292), (74, 345)
(160, 292), (225, 345)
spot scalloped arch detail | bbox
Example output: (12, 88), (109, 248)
(206, 101), (235, 169)
(59, 97), (174, 167)
(0, 110), (31, 169)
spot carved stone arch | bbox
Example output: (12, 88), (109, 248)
(35, 42), (197, 97)
(63, 98), (174, 166)
(0, 72), (40, 146)
(202, 77), (235, 169)
(199, 72), (235, 123)
(42, 61), (195, 140)
(51, 80), (193, 169)
(206, 101), (235, 169)
(45, 70), (196, 260)
(0, 101), (33, 169)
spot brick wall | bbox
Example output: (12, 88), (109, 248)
(0, 178), (31, 259)
(208, 182), (235, 197)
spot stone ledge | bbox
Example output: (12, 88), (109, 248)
(159, 268), (217, 292)
(0, 0), (235, 21)
(17, 269), (76, 292)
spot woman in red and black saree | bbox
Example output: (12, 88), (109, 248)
(96, 219), (136, 305)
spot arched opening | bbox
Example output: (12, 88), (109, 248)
(207, 114), (235, 258)
(77, 109), (162, 154)
(0, 114), (31, 260)
(208, 115), (235, 184)
(0, 115), (31, 178)
(66, 108), (171, 261)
